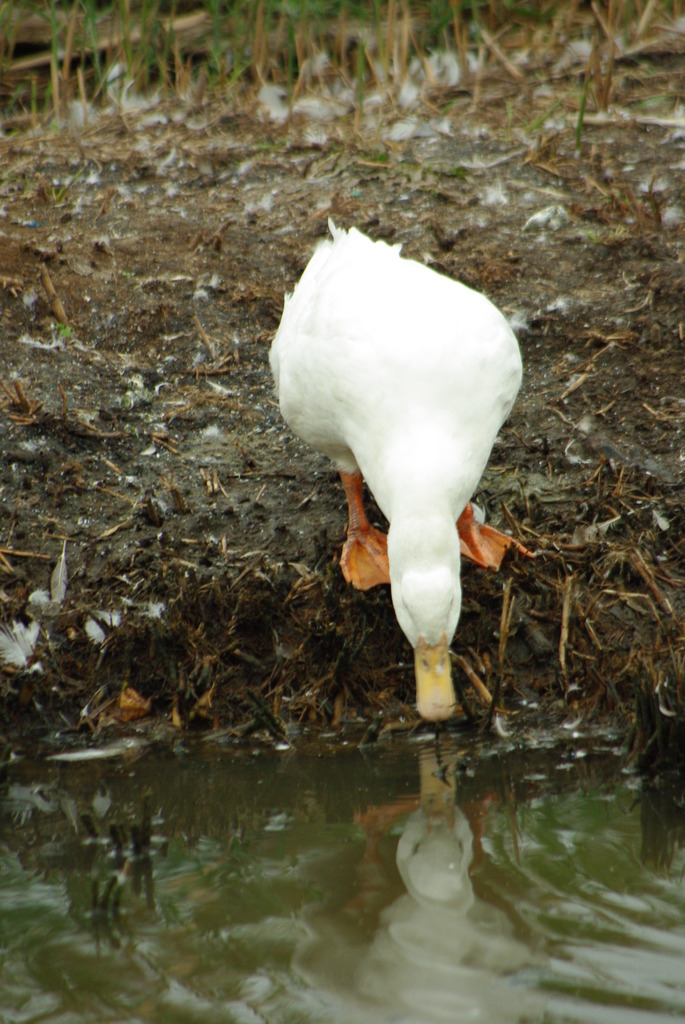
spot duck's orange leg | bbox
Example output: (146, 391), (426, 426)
(339, 471), (390, 590)
(457, 502), (533, 571)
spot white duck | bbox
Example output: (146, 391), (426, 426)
(270, 222), (530, 721)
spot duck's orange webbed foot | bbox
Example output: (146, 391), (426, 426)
(457, 501), (533, 571)
(339, 471), (390, 590)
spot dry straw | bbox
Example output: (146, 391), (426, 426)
(1, 1), (682, 124)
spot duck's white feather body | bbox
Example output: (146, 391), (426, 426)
(270, 223), (522, 655)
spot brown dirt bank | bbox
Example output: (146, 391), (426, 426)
(0, 71), (683, 767)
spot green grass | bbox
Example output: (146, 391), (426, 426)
(0, 1), (682, 122)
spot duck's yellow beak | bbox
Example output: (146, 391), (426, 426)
(414, 633), (455, 721)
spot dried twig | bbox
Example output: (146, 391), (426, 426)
(498, 578), (515, 678)
(0, 547), (52, 561)
(559, 371), (590, 401)
(1, 275), (24, 296)
(480, 27), (525, 82)
(97, 519), (135, 540)
(40, 264), (68, 324)
(559, 575), (575, 686)
(150, 431), (180, 455)
(1, 380), (43, 423)
(454, 653), (493, 707)
(483, 578), (515, 730)
(193, 314), (216, 359)
(636, 0), (658, 38)
(631, 551), (675, 618)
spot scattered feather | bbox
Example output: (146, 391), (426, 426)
(48, 739), (147, 762)
(293, 96), (347, 121)
(398, 79), (420, 109)
(18, 332), (62, 350)
(553, 39), (593, 73)
(564, 437), (593, 466)
(94, 609), (122, 628)
(482, 181), (509, 207)
(493, 713), (511, 738)
(424, 50), (462, 88)
(303, 126), (329, 147)
(658, 696), (676, 718)
(205, 379), (237, 398)
(656, 678), (677, 717)
(571, 515), (621, 546)
(139, 110), (169, 129)
(245, 193), (274, 215)
(7, 782), (57, 814)
(50, 541), (68, 606)
(523, 205), (569, 232)
(66, 99), (95, 130)
(85, 617), (106, 646)
(159, 148), (180, 174)
(662, 204), (684, 227)
(387, 118), (419, 142)
(258, 84), (289, 123)
(144, 601), (166, 619)
(200, 423), (223, 440)
(0, 620), (40, 668)
(28, 588), (51, 610)
(652, 509), (671, 532)
(386, 118), (436, 142)
(92, 786), (112, 818)
(430, 117), (453, 138)
(508, 311), (530, 335)
(471, 502), (485, 525)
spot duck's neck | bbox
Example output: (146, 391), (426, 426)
(386, 508), (462, 648)
(361, 427), (477, 526)
(387, 506), (460, 576)
(359, 429), (470, 648)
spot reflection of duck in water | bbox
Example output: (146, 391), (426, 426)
(355, 746), (545, 1022)
(297, 743), (545, 1023)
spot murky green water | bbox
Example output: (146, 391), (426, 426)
(1, 731), (684, 1023)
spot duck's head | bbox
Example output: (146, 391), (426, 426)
(389, 556), (461, 722)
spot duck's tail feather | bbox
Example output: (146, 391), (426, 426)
(327, 217), (344, 242)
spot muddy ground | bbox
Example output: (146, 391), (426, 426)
(0, 49), (683, 760)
